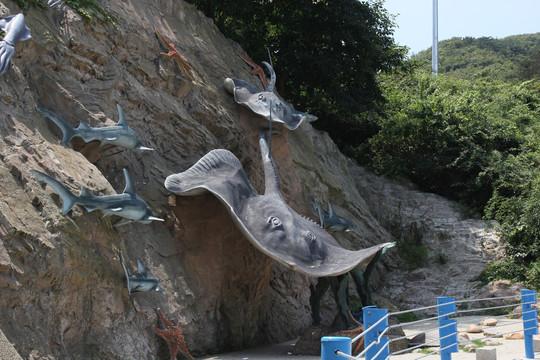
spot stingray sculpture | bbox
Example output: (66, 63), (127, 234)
(36, 105), (153, 151)
(224, 62), (317, 130)
(120, 251), (165, 294)
(165, 131), (393, 277)
(0, 14), (31, 75)
(31, 168), (164, 226)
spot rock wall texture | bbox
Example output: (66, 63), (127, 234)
(0, 0), (505, 359)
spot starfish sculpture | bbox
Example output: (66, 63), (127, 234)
(153, 308), (194, 360)
(155, 26), (193, 82)
(236, 51), (268, 89)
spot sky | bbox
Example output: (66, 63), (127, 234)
(382, 0), (540, 55)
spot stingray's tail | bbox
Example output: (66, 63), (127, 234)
(36, 107), (77, 145)
(30, 170), (79, 215)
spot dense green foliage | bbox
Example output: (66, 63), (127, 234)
(413, 34), (540, 82)
(363, 62), (540, 287)
(187, 0), (407, 149)
(360, 70), (539, 212)
(12, 0), (116, 25)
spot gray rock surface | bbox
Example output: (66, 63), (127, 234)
(0, 0), (505, 359)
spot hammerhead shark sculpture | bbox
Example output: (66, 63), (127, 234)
(36, 105), (153, 152)
(0, 14), (31, 75)
(30, 168), (163, 226)
(224, 62), (317, 130)
(310, 196), (357, 232)
(120, 251), (164, 294)
(165, 131), (393, 277)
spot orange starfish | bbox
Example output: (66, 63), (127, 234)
(236, 51), (268, 89)
(153, 308), (194, 360)
(155, 26), (193, 82)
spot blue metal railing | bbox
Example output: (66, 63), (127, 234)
(321, 289), (538, 360)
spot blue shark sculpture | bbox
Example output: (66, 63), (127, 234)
(31, 168), (163, 226)
(36, 105), (153, 152)
(224, 62), (317, 130)
(165, 131), (393, 277)
(120, 251), (164, 294)
(310, 196), (357, 232)
(0, 14), (31, 75)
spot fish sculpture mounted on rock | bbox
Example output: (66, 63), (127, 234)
(165, 131), (393, 277)
(0, 14), (31, 75)
(224, 61), (317, 130)
(31, 168), (163, 226)
(120, 251), (164, 294)
(310, 196), (357, 232)
(36, 105), (153, 152)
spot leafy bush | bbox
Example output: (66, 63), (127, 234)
(362, 70), (539, 213)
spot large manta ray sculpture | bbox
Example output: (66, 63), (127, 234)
(165, 132), (393, 277)
(0, 14), (31, 75)
(224, 62), (317, 130)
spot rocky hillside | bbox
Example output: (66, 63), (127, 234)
(0, 0), (505, 359)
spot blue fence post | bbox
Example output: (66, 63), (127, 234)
(437, 297), (458, 360)
(321, 336), (351, 360)
(521, 289), (538, 359)
(363, 305), (389, 360)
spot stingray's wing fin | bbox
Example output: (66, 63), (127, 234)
(165, 149), (258, 218)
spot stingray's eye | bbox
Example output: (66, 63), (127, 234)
(306, 232), (316, 243)
(258, 94), (264, 100)
(267, 216), (282, 228)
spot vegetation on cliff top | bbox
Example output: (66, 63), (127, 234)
(187, 0), (408, 150)
(190, 1), (540, 289)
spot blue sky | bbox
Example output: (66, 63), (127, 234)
(383, 0), (540, 55)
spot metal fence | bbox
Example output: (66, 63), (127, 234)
(321, 289), (538, 360)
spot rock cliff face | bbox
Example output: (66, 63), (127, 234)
(0, 0), (503, 359)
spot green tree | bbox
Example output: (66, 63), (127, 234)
(363, 69), (539, 212)
(187, 0), (407, 150)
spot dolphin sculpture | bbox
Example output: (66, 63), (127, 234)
(224, 61), (317, 130)
(0, 14), (31, 75)
(36, 105), (153, 151)
(30, 168), (164, 225)
(310, 196), (357, 232)
(120, 251), (164, 294)
(165, 131), (393, 277)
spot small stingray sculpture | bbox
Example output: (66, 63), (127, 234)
(165, 131), (393, 277)
(0, 14), (31, 75)
(120, 251), (165, 294)
(37, 105), (153, 152)
(31, 168), (164, 226)
(310, 196), (357, 232)
(224, 62), (317, 130)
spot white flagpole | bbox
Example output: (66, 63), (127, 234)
(432, 0), (439, 74)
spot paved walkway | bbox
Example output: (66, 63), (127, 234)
(200, 316), (535, 360)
